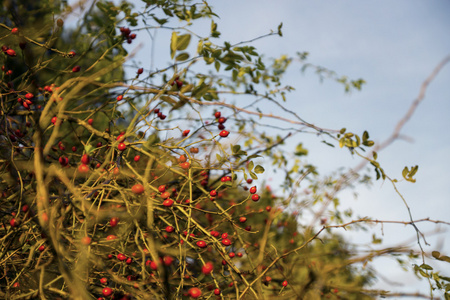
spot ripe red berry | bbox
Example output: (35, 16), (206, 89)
(201, 262), (213, 275)
(51, 116), (58, 125)
(109, 217), (119, 227)
(179, 154), (187, 163)
(81, 236), (91, 245)
(72, 65), (81, 72)
(134, 155), (140, 162)
(59, 156), (69, 166)
(116, 134), (125, 142)
(239, 216), (247, 223)
(11, 28), (19, 34)
(266, 205), (271, 212)
(251, 194), (260, 202)
(88, 118), (93, 125)
(162, 255), (173, 266)
(249, 186), (257, 194)
(218, 117), (227, 124)
(117, 95), (123, 101)
(163, 199), (174, 207)
(182, 129), (190, 136)
(180, 162), (190, 170)
(131, 184), (145, 194)
(282, 280), (288, 287)
(188, 287), (202, 298)
(210, 230), (220, 237)
(210, 190), (217, 197)
(137, 68), (143, 75)
(22, 205), (29, 212)
(219, 130), (229, 137)
(165, 226), (174, 233)
(81, 154), (90, 165)
(160, 191), (170, 199)
(117, 142), (126, 151)
(222, 238), (231, 246)
(214, 111), (221, 118)
(102, 287), (113, 297)
(106, 235), (117, 241)
(214, 288), (221, 295)
(78, 164), (89, 174)
(6, 49), (16, 57)
(100, 277), (108, 285)
(10, 218), (19, 227)
(196, 240), (207, 248)
(68, 50), (76, 57)
(117, 253), (127, 261)
(147, 260), (158, 270)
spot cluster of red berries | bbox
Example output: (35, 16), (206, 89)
(171, 77), (183, 89)
(153, 108), (166, 120)
(214, 111), (230, 137)
(2, 45), (17, 57)
(1, 65), (13, 76)
(17, 93), (34, 110)
(119, 27), (136, 44)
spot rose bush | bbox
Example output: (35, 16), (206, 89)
(0, 1), (449, 299)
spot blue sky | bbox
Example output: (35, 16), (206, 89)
(206, 1), (450, 297)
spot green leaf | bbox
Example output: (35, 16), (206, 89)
(216, 153), (222, 162)
(191, 82), (210, 98)
(420, 264), (433, 271)
(248, 161), (254, 171)
(402, 165), (419, 183)
(176, 34), (191, 51)
(232, 144), (241, 154)
(254, 165), (265, 174)
(440, 256), (450, 263)
(277, 22), (283, 36)
(418, 268), (429, 278)
(294, 143), (308, 156)
(432, 251), (441, 259)
(322, 141), (335, 147)
(170, 32), (178, 59)
(84, 144), (94, 155)
(250, 171), (258, 180)
(214, 60), (221, 72)
(175, 52), (190, 61)
(362, 130), (369, 141)
(160, 95), (177, 105)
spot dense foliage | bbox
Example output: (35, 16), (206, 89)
(1, 1), (449, 299)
